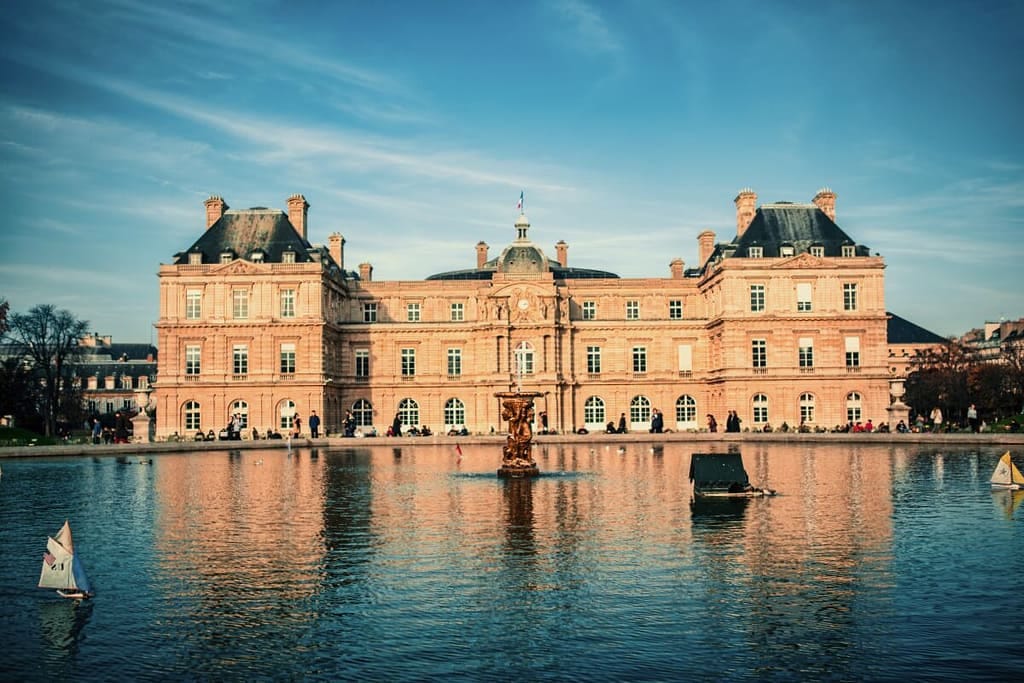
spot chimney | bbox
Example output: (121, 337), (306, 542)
(734, 188), (757, 238)
(359, 262), (373, 281)
(670, 257), (684, 279)
(476, 241), (489, 269)
(555, 240), (568, 267)
(698, 230), (716, 267)
(328, 233), (345, 270)
(812, 187), (837, 222)
(287, 194), (309, 240)
(204, 195), (228, 229)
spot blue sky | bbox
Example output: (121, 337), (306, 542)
(1, 0), (1021, 342)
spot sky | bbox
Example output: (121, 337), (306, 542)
(1, 0), (1022, 343)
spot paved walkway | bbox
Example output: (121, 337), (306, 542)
(2, 430), (1023, 458)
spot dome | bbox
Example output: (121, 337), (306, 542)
(499, 243), (548, 274)
(514, 213), (530, 227)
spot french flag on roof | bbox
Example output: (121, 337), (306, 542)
(516, 191), (523, 212)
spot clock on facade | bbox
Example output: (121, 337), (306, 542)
(517, 298), (530, 310)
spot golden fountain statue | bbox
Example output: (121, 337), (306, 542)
(495, 390), (543, 478)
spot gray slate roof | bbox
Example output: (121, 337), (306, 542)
(733, 203), (868, 258)
(887, 312), (947, 344)
(172, 210), (313, 265)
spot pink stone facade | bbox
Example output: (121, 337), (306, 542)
(155, 191), (896, 439)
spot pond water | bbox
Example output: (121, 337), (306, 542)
(1, 443), (1022, 681)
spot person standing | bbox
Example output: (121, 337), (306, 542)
(617, 413), (627, 434)
(930, 406), (943, 433)
(650, 409), (663, 433)
(391, 413), (403, 437)
(91, 418), (103, 445)
(308, 410), (321, 438)
(967, 404), (979, 433)
(292, 413), (302, 438)
(707, 414), (718, 433)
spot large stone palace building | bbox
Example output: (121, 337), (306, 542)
(154, 188), (938, 439)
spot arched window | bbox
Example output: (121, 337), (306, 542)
(630, 395), (651, 426)
(399, 398), (419, 428)
(752, 394), (769, 424)
(799, 393), (815, 424)
(230, 400), (248, 429)
(514, 341), (535, 376)
(184, 401), (201, 431)
(352, 398), (373, 427)
(584, 396), (606, 427)
(676, 395), (697, 427)
(846, 392), (862, 424)
(444, 397), (466, 428)
(279, 399), (296, 430)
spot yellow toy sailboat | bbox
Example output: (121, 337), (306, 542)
(990, 452), (1024, 490)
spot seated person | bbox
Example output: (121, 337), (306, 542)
(459, 426), (469, 436)
(606, 421), (617, 434)
(206, 429), (216, 441)
(420, 425), (432, 436)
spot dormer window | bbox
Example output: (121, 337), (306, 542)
(219, 251), (233, 264)
(282, 250), (296, 264)
(251, 250), (265, 263)
(188, 252), (202, 265)
(748, 246), (763, 258)
(841, 245), (855, 258)
(810, 246), (825, 258)
(780, 245), (795, 257)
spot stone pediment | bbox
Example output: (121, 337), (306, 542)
(492, 284), (553, 323)
(212, 259), (267, 275)
(772, 252), (837, 269)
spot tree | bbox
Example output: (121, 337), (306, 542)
(904, 341), (974, 427)
(1001, 336), (1024, 417)
(4, 305), (89, 436)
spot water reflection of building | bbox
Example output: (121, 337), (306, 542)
(155, 189), (943, 439)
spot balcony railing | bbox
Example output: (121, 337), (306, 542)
(232, 373), (248, 381)
(447, 374), (462, 381)
(184, 374), (200, 382)
(800, 367), (815, 374)
(752, 367), (768, 375)
(678, 370), (693, 379)
(846, 366), (861, 373)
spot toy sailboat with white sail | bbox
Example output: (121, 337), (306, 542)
(990, 452), (1024, 490)
(38, 520), (94, 599)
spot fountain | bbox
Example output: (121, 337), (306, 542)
(495, 390), (543, 478)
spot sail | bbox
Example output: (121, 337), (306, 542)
(990, 452), (1024, 487)
(38, 521), (91, 594)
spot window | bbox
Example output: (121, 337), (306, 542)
(121, 376), (132, 390)
(450, 302), (464, 321)
(186, 290), (202, 320)
(231, 400), (248, 429)
(632, 346), (647, 373)
(514, 341), (534, 376)
(188, 252), (202, 265)
(750, 284), (765, 312)
(752, 339), (767, 368)
(845, 336), (861, 368)
(280, 289), (296, 318)
(586, 346), (601, 374)
(799, 337), (814, 369)
(352, 399), (373, 426)
(185, 345), (201, 375)
(220, 253), (233, 264)
(447, 348), (462, 376)
(800, 393), (815, 424)
(678, 345), (693, 376)
(843, 283), (858, 311)
(842, 245), (856, 258)
(810, 246), (825, 258)
(630, 395), (651, 425)
(796, 282), (812, 312)
(584, 396), (606, 426)
(279, 400), (296, 430)
(355, 349), (369, 378)
(753, 393), (769, 424)
(363, 302), (377, 323)
(185, 401), (201, 430)
(282, 250), (296, 264)
(138, 376), (148, 390)
(280, 343), (296, 374)
(748, 246), (763, 258)
(251, 250), (264, 264)
(401, 348), (416, 377)
(676, 395), (697, 425)
(582, 301), (596, 320)
(407, 302), (421, 322)
(669, 300), (683, 319)
(626, 300), (639, 320)
(233, 344), (248, 375)
(780, 245), (795, 257)
(232, 289), (249, 319)
(846, 392), (862, 423)
(398, 398), (419, 428)
(444, 397), (466, 427)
